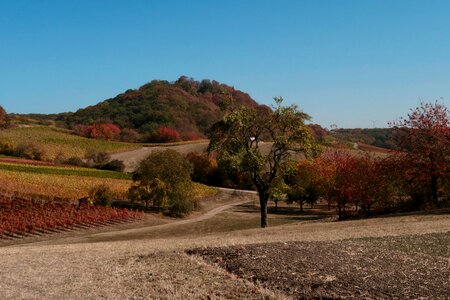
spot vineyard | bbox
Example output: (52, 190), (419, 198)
(0, 168), (132, 200)
(0, 161), (132, 180)
(0, 195), (144, 239)
(0, 126), (140, 161)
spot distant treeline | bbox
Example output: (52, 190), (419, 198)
(330, 128), (398, 149)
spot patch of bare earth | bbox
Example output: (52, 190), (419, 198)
(189, 232), (450, 299)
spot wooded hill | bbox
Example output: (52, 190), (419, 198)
(48, 76), (263, 141)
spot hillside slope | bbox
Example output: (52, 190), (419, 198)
(54, 76), (262, 139)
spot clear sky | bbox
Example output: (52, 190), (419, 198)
(1, 0), (449, 128)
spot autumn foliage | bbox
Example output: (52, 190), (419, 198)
(0, 195), (143, 238)
(75, 123), (121, 140)
(147, 126), (181, 143)
(391, 102), (450, 204)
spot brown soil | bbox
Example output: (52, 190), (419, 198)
(189, 232), (450, 299)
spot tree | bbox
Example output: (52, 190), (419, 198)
(186, 152), (219, 185)
(392, 102), (450, 205)
(0, 105), (9, 129)
(286, 160), (320, 212)
(130, 150), (195, 215)
(208, 97), (315, 227)
(89, 185), (114, 207)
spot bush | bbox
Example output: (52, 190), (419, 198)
(64, 156), (87, 167)
(89, 185), (114, 207)
(120, 128), (141, 142)
(85, 151), (111, 165)
(186, 152), (219, 185)
(167, 182), (196, 216)
(0, 106), (9, 129)
(0, 141), (14, 156)
(97, 159), (125, 172)
(146, 126), (180, 143)
(13, 143), (46, 161)
(75, 123), (121, 140)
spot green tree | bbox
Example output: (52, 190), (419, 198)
(89, 185), (114, 207)
(130, 150), (195, 215)
(208, 97), (315, 227)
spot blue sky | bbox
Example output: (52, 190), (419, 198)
(1, 0), (449, 128)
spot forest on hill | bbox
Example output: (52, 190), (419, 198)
(19, 76), (262, 142)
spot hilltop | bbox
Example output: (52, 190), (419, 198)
(15, 76), (262, 142)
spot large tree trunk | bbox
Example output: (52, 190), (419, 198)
(259, 192), (269, 228)
(431, 175), (438, 205)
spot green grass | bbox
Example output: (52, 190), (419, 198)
(0, 162), (132, 180)
(0, 126), (140, 160)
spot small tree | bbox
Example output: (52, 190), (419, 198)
(286, 161), (319, 212)
(208, 97), (315, 227)
(130, 150), (195, 215)
(0, 106), (9, 129)
(186, 152), (219, 185)
(89, 185), (114, 207)
(269, 176), (289, 212)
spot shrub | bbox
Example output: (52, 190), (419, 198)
(64, 156), (87, 167)
(75, 123), (121, 140)
(0, 141), (14, 156)
(89, 185), (114, 207)
(0, 106), (9, 129)
(85, 151), (111, 165)
(119, 128), (141, 142)
(147, 126), (180, 143)
(13, 143), (46, 161)
(181, 131), (203, 141)
(98, 159), (125, 172)
(186, 152), (219, 185)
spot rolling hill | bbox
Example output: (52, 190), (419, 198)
(48, 76), (264, 141)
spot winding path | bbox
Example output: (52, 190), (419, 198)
(24, 189), (257, 246)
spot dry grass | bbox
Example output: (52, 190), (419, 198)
(0, 194), (448, 299)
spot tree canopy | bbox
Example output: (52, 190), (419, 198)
(392, 102), (450, 204)
(130, 149), (196, 215)
(208, 97), (316, 227)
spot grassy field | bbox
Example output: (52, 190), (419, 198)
(0, 126), (140, 160)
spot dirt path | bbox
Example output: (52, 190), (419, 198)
(20, 189), (257, 246)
